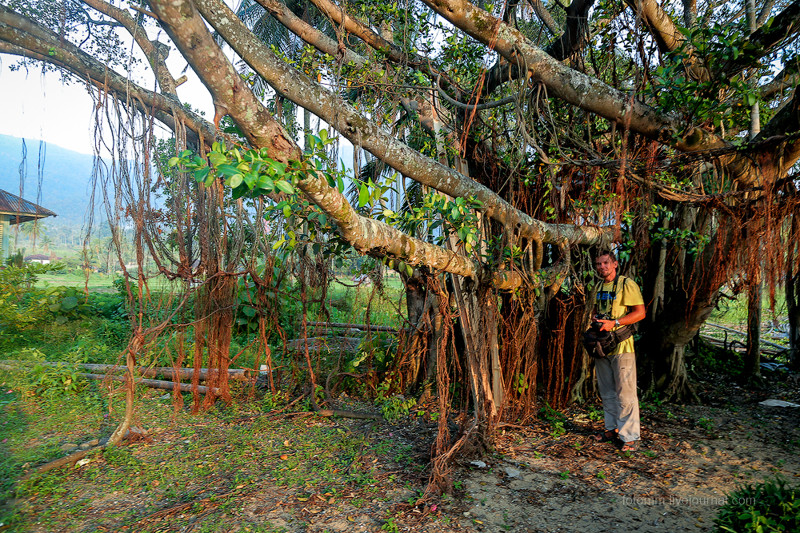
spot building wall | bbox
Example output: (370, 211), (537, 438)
(0, 217), (8, 262)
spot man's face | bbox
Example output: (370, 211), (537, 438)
(594, 254), (618, 282)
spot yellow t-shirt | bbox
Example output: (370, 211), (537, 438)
(595, 276), (644, 355)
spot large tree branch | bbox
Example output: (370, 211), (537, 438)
(147, 0), (481, 279)
(0, 5), (213, 146)
(761, 63), (800, 99)
(528, 0), (560, 36)
(81, 0), (179, 96)
(546, 0), (595, 62)
(252, 0), (367, 69)
(483, 0), (608, 96)
(721, 0), (800, 78)
(625, 0), (710, 81)
(190, 0), (609, 246)
(755, 85), (800, 177)
(302, 0), (476, 105)
(420, 0), (797, 187)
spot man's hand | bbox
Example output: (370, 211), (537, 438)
(596, 319), (616, 332)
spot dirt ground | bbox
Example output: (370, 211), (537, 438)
(230, 369), (800, 533)
(10, 368), (799, 533)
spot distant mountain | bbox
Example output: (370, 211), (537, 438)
(0, 134), (97, 226)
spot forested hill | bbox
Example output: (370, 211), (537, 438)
(0, 134), (95, 226)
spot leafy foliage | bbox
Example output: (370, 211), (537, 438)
(715, 476), (800, 533)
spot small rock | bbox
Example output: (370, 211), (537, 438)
(759, 399), (800, 408)
(470, 460), (487, 468)
(504, 467), (521, 478)
(124, 426), (148, 439)
(160, 393), (171, 400)
(60, 443), (78, 452)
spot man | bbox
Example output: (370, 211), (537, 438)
(591, 251), (646, 452)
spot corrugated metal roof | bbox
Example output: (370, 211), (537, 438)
(0, 188), (57, 225)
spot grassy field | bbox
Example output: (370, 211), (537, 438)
(0, 272), (418, 531)
(34, 272), (115, 290)
(0, 374), (429, 532)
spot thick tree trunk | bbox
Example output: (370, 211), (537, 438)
(645, 295), (717, 403)
(788, 278), (800, 369)
(787, 217), (800, 369)
(744, 277), (763, 382)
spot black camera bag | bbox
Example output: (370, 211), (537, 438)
(582, 324), (634, 358)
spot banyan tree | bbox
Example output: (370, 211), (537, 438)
(3, 0), (800, 487)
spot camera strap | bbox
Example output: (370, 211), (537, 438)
(596, 273), (622, 317)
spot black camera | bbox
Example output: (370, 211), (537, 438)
(591, 313), (611, 330)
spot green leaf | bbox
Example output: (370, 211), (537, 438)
(256, 175), (275, 192)
(61, 296), (78, 311)
(358, 184), (370, 207)
(228, 174), (244, 188)
(268, 160), (287, 176)
(282, 205), (292, 218)
(217, 164), (240, 178)
(241, 306), (256, 318)
(275, 180), (295, 194)
(167, 156), (181, 167)
(243, 171), (257, 189)
(208, 151), (227, 167)
(193, 167), (210, 183)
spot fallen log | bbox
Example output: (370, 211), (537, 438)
(0, 361), (257, 382)
(78, 373), (218, 395)
(704, 323), (789, 351)
(75, 363), (255, 382)
(284, 336), (362, 353)
(306, 321), (402, 333)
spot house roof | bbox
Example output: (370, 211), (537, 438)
(0, 189), (57, 225)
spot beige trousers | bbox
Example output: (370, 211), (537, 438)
(595, 351), (640, 442)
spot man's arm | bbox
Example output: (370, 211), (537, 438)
(598, 304), (646, 332)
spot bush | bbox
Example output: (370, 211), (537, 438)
(0, 263), (61, 335)
(715, 475), (800, 532)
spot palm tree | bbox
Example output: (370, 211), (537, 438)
(19, 221), (46, 252)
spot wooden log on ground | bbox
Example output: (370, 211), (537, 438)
(78, 373), (218, 394)
(704, 323), (788, 351)
(0, 361), (256, 381)
(284, 336), (363, 353)
(305, 321), (402, 333)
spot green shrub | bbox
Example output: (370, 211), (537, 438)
(0, 263), (59, 334)
(715, 475), (800, 532)
(27, 362), (89, 398)
(374, 378), (416, 423)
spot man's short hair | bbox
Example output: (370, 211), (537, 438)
(595, 250), (616, 262)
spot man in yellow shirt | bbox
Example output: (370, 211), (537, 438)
(592, 251), (646, 452)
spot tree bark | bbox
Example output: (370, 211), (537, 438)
(645, 294), (715, 403)
(787, 216), (800, 369)
(744, 271), (763, 383)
